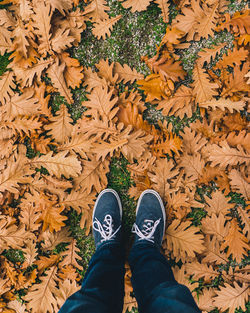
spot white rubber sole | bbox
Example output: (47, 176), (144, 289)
(136, 189), (166, 238)
(92, 188), (123, 222)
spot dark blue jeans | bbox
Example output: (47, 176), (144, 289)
(59, 243), (200, 313)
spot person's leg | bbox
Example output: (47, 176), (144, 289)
(59, 189), (125, 313)
(129, 243), (200, 313)
(59, 243), (125, 313)
(128, 189), (200, 313)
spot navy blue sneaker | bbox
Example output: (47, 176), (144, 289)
(92, 188), (122, 249)
(132, 189), (166, 249)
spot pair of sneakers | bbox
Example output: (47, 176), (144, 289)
(92, 189), (166, 250)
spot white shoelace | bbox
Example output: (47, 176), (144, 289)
(132, 218), (161, 243)
(93, 214), (121, 243)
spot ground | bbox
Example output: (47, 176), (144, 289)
(0, 1), (249, 312)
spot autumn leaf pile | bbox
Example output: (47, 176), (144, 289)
(0, 0), (249, 312)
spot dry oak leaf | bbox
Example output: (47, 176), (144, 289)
(164, 220), (205, 262)
(0, 218), (33, 251)
(3, 89), (41, 119)
(0, 157), (34, 194)
(58, 265), (80, 281)
(151, 133), (182, 158)
(148, 159), (179, 201)
(137, 73), (171, 101)
(197, 43), (227, 66)
(32, 0), (53, 56)
(180, 127), (207, 155)
(217, 10), (250, 35)
(201, 213), (229, 241)
(157, 85), (195, 119)
(58, 133), (93, 159)
(24, 266), (58, 313)
(95, 59), (119, 85)
(83, 0), (110, 21)
(7, 300), (26, 313)
(11, 21), (30, 59)
(93, 126), (152, 162)
(61, 189), (95, 234)
(229, 169), (250, 200)
(204, 141), (250, 169)
(155, 0), (170, 23)
(44, 103), (74, 144)
(19, 192), (42, 231)
(93, 15), (122, 40)
(191, 64), (218, 103)
(35, 254), (61, 273)
(30, 151), (82, 179)
(0, 71), (15, 105)
(221, 64), (250, 98)
(202, 235), (228, 265)
(185, 262), (220, 282)
(148, 56), (186, 82)
(61, 52), (84, 89)
(51, 28), (75, 53)
(199, 98), (246, 113)
(82, 67), (107, 92)
(204, 190), (234, 216)
(41, 227), (71, 251)
(172, 266), (199, 293)
(74, 157), (109, 194)
(213, 282), (249, 313)
(119, 0), (152, 12)
(223, 112), (248, 132)
(214, 46), (248, 69)
(173, 0), (219, 41)
(196, 288), (216, 312)
(225, 130), (250, 152)
(60, 239), (83, 270)
(39, 203), (68, 232)
(237, 205), (250, 240)
(46, 60), (74, 104)
(14, 58), (53, 88)
(114, 62), (144, 84)
(83, 85), (119, 120)
(55, 279), (80, 309)
(221, 218), (249, 263)
(22, 240), (38, 269)
(119, 128), (152, 162)
(0, 26), (12, 56)
(178, 153), (205, 182)
(55, 8), (86, 45)
(46, 0), (73, 15)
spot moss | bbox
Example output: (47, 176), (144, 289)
(0, 53), (10, 76)
(4, 248), (25, 264)
(73, 2), (166, 74)
(107, 157), (136, 237)
(65, 209), (95, 276)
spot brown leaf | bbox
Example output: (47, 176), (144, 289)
(155, 0), (170, 23)
(120, 0), (151, 12)
(192, 64), (218, 103)
(24, 266), (58, 313)
(93, 15), (122, 40)
(46, 60), (74, 104)
(221, 218), (249, 262)
(213, 282), (249, 313)
(60, 239), (83, 270)
(164, 220), (205, 262)
(229, 169), (250, 200)
(204, 141), (249, 169)
(114, 62), (144, 84)
(44, 104), (74, 144)
(30, 151), (82, 179)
